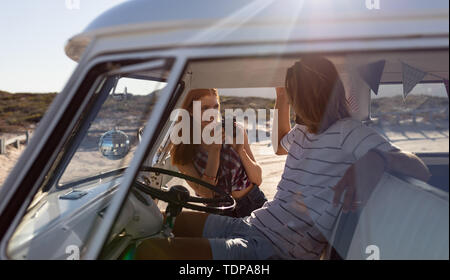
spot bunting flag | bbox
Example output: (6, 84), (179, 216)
(443, 79), (449, 98)
(357, 60), (386, 95)
(402, 62), (428, 99)
(345, 73), (361, 113)
(347, 91), (360, 113)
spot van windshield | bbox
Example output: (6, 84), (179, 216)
(57, 76), (167, 186)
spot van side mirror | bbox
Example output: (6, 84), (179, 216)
(98, 128), (130, 160)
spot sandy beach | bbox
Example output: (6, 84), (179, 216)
(1, 121), (448, 200)
(0, 144), (25, 187)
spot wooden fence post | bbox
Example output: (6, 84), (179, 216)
(0, 138), (5, 155)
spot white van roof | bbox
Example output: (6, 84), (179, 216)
(65, 0), (449, 62)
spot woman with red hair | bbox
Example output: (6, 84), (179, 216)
(169, 88), (267, 218)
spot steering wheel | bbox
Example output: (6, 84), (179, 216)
(133, 166), (236, 215)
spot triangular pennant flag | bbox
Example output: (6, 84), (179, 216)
(443, 79), (449, 98)
(402, 62), (428, 99)
(358, 60), (386, 95)
(346, 74), (360, 113)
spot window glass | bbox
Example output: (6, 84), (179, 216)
(370, 83), (449, 153)
(58, 76), (166, 185)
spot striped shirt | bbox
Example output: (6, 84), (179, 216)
(192, 144), (252, 195)
(245, 118), (399, 259)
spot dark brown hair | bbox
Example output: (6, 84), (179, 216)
(285, 55), (351, 134)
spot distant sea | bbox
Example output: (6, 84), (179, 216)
(219, 88), (276, 99)
(219, 83), (448, 99)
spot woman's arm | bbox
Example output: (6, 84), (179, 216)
(333, 149), (431, 212)
(273, 87), (291, 155)
(381, 150), (431, 182)
(232, 125), (263, 187)
(231, 148), (263, 200)
(238, 142), (263, 186)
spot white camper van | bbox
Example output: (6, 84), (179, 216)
(0, 0), (448, 260)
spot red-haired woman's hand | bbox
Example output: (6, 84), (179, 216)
(204, 143), (222, 153)
(231, 123), (246, 153)
(204, 125), (224, 153)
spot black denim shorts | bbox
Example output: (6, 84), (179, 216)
(227, 185), (268, 218)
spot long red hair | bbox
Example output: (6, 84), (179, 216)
(170, 88), (220, 166)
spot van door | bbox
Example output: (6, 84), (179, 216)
(0, 54), (185, 260)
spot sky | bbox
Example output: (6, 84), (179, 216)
(0, 0), (128, 93)
(0, 0), (278, 97)
(0, 0), (447, 97)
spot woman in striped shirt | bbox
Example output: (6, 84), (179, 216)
(169, 88), (267, 218)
